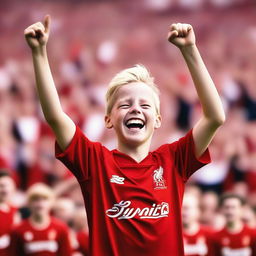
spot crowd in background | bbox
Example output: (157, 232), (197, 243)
(0, 0), (256, 255)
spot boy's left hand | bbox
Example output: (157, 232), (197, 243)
(167, 23), (195, 48)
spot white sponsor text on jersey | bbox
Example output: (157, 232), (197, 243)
(106, 200), (169, 220)
(25, 240), (58, 253)
(222, 247), (251, 256)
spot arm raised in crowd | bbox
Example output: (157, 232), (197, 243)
(168, 23), (225, 158)
(24, 15), (76, 151)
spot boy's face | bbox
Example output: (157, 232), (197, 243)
(29, 195), (52, 216)
(221, 198), (243, 223)
(182, 194), (200, 226)
(105, 82), (161, 148)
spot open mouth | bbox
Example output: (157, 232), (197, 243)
(125, 118), (145, 129)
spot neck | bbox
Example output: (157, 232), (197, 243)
(30, 213), (51, 229)
(226, 219), (243, 233)
(183, 222), (200, 235)
(117, 140), (151, 163)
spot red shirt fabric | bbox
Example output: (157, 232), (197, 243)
(183, 226), (213, 256)
(55, 125), (211, 256)
(10, 217), (72, 256)
(0, 205), (17, 256)
(211, 225), (256, 256)
(75, 231), (89, 256)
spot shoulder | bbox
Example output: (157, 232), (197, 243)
(199, 226), (217, 240)
(11, 219), (29, 233)
(50, 217), (70, 231)
(55, 125), (104, 156)
(71, 125), (103, 149)
(243, 225), (256, 236)
(210, 227), (226, 240)
(154, 129), (193, 154)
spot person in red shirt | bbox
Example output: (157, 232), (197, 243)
(182, 192), (212, 256)
(23, 15), (225, 256)
(10, 183), (72, 256)
(211, 194), (256, 256)
(0, 170), (20, 256)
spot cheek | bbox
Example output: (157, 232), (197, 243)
(115, 111), (127, 124)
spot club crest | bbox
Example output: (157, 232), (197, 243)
(153, 166), (167, 190)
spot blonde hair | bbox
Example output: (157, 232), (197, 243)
(105, 64), (160, 115)
(27, 183), (55, 202)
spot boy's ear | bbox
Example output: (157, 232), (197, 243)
(105, 115), (113, 129)
(154, 115), (162, 129)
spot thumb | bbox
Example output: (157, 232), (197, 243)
(44, 14), (51, 34)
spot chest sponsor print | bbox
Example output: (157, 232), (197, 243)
(106, 200), (169, 220)
(221, 247), (251, 256)
(25, 240), (58, 254)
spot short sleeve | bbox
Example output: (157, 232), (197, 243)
(55, 125), (102, 181)
(173, 129), (211, 182)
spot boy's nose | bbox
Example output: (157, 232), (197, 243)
(129, 104), (141, 114)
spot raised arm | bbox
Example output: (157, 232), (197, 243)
(24, 15), (76, 151)
(168, 23), (225, 158)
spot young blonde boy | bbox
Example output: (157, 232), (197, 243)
(24, 15), (225, 256)
(10, 183), (72, 256)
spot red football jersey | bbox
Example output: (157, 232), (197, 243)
(211, 225), (256, 256)
(10, 217), (72, 256)
(55, 126), (211, 256)
(183, 226), (212, 256)
(0, 205), (17, 256)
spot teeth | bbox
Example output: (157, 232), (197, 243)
(126, 119), (144, 125)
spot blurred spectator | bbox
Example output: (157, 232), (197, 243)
(200, 191), (224, 229)
(10, 183), (72, 256)
(182, 192), (212, 256)
(0, 170), (20, 256)
(211, 194), (256, 256)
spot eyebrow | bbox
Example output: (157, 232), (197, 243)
(117, 97), (151, 103)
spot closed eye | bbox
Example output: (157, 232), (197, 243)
(141, 104), (151, 108)
(119, 104), (130, 108)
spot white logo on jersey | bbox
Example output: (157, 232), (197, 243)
(106, 200), (169, 220)
(110, 175), (125, 184)
(153, 166), (167, 189)
(184, 243), (208, 255)
(222, 247), (251, 256)
(25, 240), (58, 253)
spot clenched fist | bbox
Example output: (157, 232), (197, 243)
(167, 23), (195, 48)
(24, 15), (51, 50)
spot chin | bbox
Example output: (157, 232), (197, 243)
(123, 134), (152, 147)
(116, 125), (154, 147)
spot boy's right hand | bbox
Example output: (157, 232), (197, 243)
(24, 15), (51, 50)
